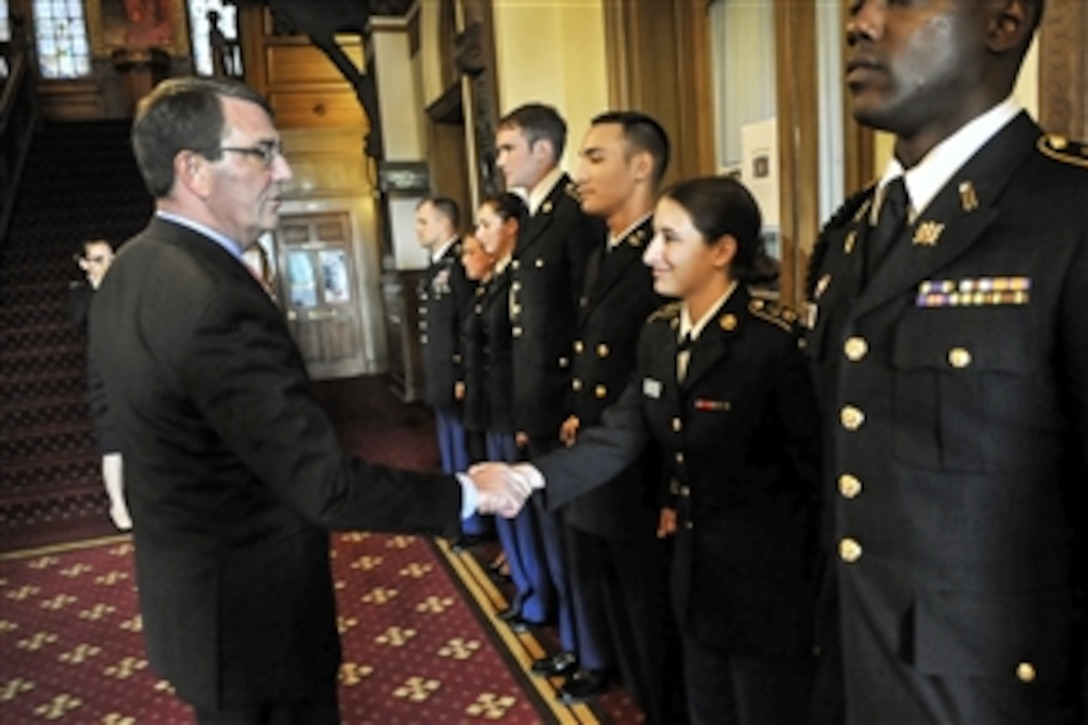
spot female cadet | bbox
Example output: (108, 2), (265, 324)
(468, 193), (553, 629)
(479, 176), (821, 723)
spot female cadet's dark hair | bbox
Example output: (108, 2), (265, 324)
(662, 175), (777, 285)
(132, 77), (273, 199)
(479, 191), (527, 229)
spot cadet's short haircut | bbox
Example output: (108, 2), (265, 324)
(497, 103), (567, 162)
(591, 110), (670, 186)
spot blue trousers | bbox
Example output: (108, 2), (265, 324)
(435, 408), (490, 536)
(486, 430), (553, 623)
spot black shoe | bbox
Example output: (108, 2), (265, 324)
(495, 606), (521, 622)
(531, 651), (578, 677)
(507, 615), (545, 633)
(557, 669), (612, 705)
(450, 533), (493, 552)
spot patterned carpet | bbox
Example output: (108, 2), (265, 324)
(0, 375), (646, 723)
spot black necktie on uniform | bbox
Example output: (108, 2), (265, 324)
(864, 176), (908, 282)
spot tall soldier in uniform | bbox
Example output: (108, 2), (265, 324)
(804, 0), (1088, 721)
(415, 197), (490, 548)
(493, 104), (601, 644)
(530, 111), (674, 714)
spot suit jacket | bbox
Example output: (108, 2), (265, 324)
(563, 217), (665, 538)
(462, 265), (514, 434)
(510, 174), (602, 438)
(89, 217), (462, 711)
(539, 287), (821, 657)
(804, 113), (1088, 723)
(419, 240), (473, 410)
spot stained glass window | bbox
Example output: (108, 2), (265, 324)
(33, 0), (90, 78)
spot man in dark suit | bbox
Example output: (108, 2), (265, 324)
(533, 111), (673, 714)
(804, 0), (1088, 721)
(89, 77), (525, 724)
(492, 104), (601, 645)
(415, 196), (490, 548)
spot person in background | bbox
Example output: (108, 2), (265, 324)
(468, 192), (553, 629)
(804, 0), (1087, 721)
(473, 176), (822, 724)
(532, 111), (674, 715)
(69, 237), (131, 531)
(493, 101), (601, 652)
(89, 76), (527, 723)
(415, 196), (491, 550)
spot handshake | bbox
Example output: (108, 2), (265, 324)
(465, 462), (545, 518)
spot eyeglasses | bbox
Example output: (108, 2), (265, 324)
(219, 140), (284, 168)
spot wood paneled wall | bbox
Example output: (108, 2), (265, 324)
(601, 0), (715, 188)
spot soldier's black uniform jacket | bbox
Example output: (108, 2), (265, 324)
(419, 240), (473, 410)
(462, 265), (515, 435)
(563, 217), (666, 538)
(510, 174), (602, 439)
(804, 113), (1088, 723)
(537, 286), (821, 658)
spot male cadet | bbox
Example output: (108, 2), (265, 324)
(804, 0), (1088, 722)
(494, 104), (601, 649)
(415, 197), (490, 548)
(530, 111), (673, 715)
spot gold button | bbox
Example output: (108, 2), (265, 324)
(512, 304), (522, 315)
(948, 347), (972, 369)
(675, 451), (685, 465)
(419, 321), (428, 331)
(574, 340), (584, 354)
(535, 258), (545, 268)
(511, 259), (520, 270)
(838, 474), (862, 499)
(512, 281), (521, 291)
(512, 326), (523, 337)
(475, 304), (482, 313)
(420, 334), (428, 344)
(839, 538), (862, 563)
(572, 378), (583, 391)
(685, 521), (694, 530)
(672, 417), (682, 432)
(597, 344), (609, 358)
(679, 485), (690, 497)
(840, 406), (865, 431)
(844, 337), (868, 362)
(477, 286), (486, 297)
(558, 356), (569, 368)
(720, 314), (737, 331)
(1016, 662), (1036, 683)
(595, 385), (607, 399)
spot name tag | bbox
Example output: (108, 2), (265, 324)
(643, 378), (662, 399)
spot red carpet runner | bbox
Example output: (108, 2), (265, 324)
(0, 532), (642, 723)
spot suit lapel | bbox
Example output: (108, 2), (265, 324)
(851, 113), (1039, 319)
(579, 219), (652, 325)
(518, 174), (571, 257)
(681, 287), (747, 392)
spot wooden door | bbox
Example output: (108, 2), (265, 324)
(274, 211), (364, 379)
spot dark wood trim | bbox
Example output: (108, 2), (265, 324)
(1038, 0), (1088, 139)
(774, 0), (820, 307)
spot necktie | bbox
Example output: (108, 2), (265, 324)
(677, 333), (694, 382)
(864, 176), (908, 281)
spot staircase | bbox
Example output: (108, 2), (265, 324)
(0, 120), (151, 551)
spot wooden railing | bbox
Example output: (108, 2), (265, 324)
(0, 21), (39, 243)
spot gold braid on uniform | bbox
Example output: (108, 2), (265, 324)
(647, 301), (682, 324)
(747, 298), (799, 333)
(803, 187), (871, 300)
(1036, 134), (1088, 169)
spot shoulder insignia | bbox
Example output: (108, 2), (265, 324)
(748, 298), (796, 333)
(647, 301), (682, 324)
(803, 185), (873, 299)
(564, 182), (583, 203)
(1037, 134), (1088, 169)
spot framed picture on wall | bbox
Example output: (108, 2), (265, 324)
(86, 0), (190, 56)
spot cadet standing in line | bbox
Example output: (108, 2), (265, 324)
(493, 104), (601, 646)
(804, 0), (1088, 721)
